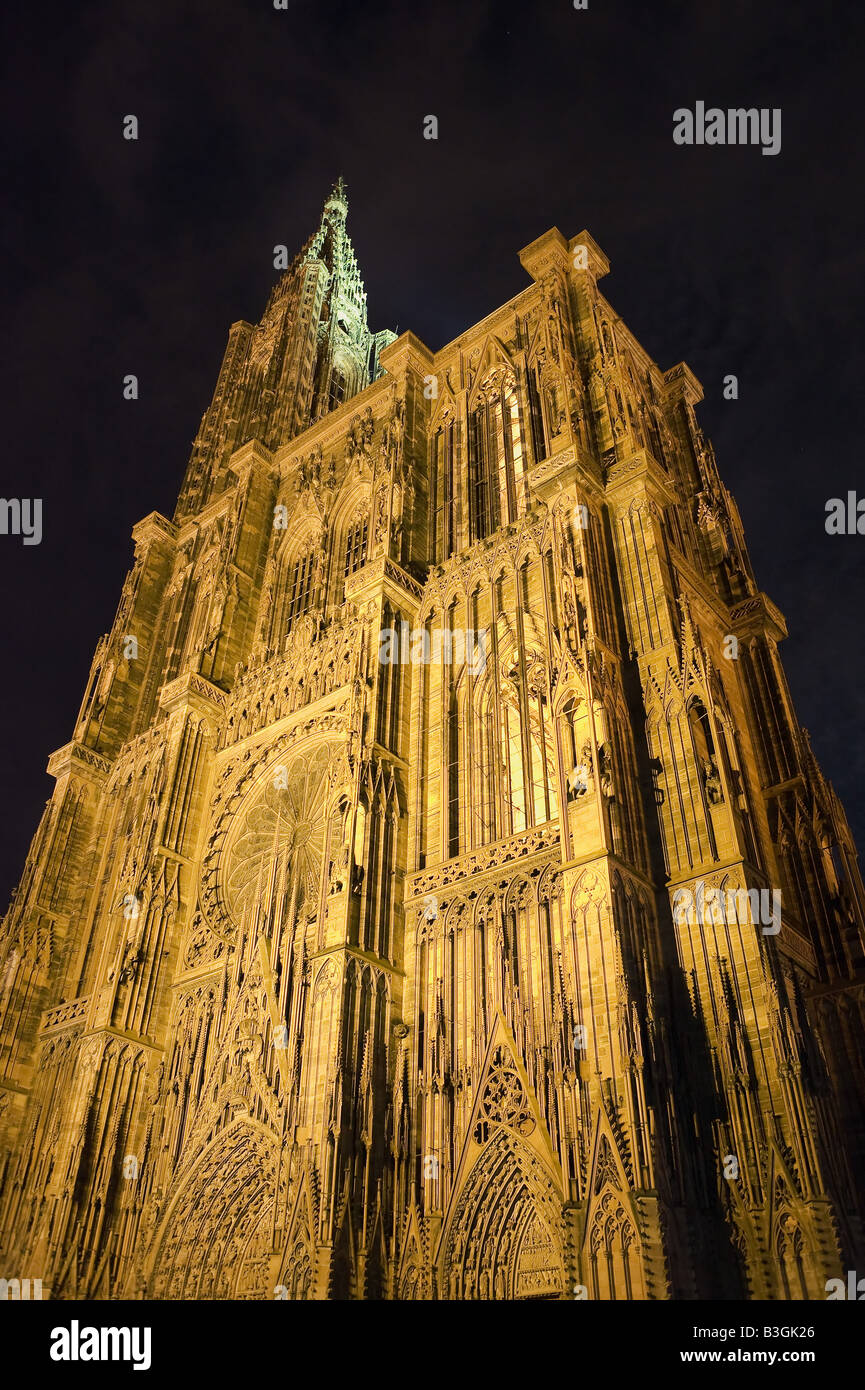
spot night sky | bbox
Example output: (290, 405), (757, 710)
(1, 0), (863, 906)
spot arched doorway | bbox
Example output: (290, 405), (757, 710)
(441, 1126), (566, 1300)
(147, 1122), (277, 1300)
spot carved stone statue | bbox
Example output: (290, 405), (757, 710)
(598, 744), (615, 799)
(567, 758), (591, 799)
(328, 842), (351, 895)
(702, 756), (724, 805)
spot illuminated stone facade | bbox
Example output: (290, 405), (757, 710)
(2, 182), (864, 1300)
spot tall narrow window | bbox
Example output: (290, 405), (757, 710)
(529, 686), (555, 825)
(328, 368), (347, 411)
(432, 423), (456, 561)
(482, 713), (497, 843)
(502, 698), (527, 833)
(447, 689), (460, 857)
(388, 638), (402, 750)
(286, 552), (315, 634)
(469, 408), (496, 541)
(560, 697), (580, 776)
(376, 602), (402, 751)
(344, 516), (368, 575)
(363, 811), (380, 953)
(526, 367), (547, 462)
(469, 384), (524, 540)
(689, 699), (716, 766)
(507, 388), (526, 509)
(493, 397), (508, 527)
(430, 437), (438, 558)
(380, 815), (394, 959)
(469, 412), (484, 541)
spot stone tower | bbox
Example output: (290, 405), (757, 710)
(1, 191), (864, 1301)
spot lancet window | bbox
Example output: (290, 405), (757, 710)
(430, 419), (457, 562)
(344, 515), (368, 575)
(468, 371), (526, 541)
(285, 551), (315, 634)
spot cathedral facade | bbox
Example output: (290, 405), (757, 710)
(1, 182), (864, 1300)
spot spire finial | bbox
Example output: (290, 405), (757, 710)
(325, 175), (347, 208)
(322, 175), (348, 225)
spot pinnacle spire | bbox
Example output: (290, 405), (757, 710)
(323, 175), (348, 222)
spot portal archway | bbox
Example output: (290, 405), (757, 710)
(147, 1122), (277, 1300)
(441, 1127), (565, 1300)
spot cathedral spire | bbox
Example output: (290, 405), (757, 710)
(174, 178), (395, 519)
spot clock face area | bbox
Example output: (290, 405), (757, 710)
(223, 745), (340, 925)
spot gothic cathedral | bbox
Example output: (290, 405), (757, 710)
(2, 181), (864, 1301)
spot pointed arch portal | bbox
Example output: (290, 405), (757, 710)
(441, 1126), (565, 1299)
(147, 1122), (277, 1301)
